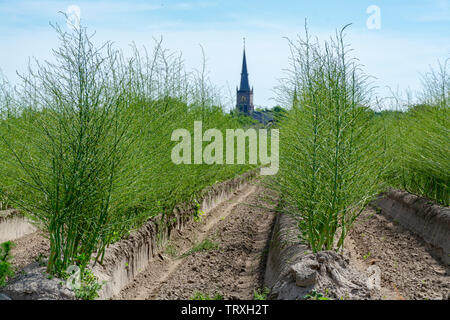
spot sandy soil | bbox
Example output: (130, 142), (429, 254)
(115, 183), (277, 300)
(9, 231), (49, 272)
(348, 206), (450, 300)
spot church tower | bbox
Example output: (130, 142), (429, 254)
(236, 42), (254, 115)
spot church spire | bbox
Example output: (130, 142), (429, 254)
(239, 39), (250, 92)
(236, 38), (254, 115)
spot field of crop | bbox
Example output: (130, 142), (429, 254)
(0, 22), (448, 301)
(270, 25), (449, 253)
(0, 25), (254, 277)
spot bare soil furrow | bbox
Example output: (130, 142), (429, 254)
(115, 183), (277, 300)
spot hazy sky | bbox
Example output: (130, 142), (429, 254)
(0, 0), (449, 109)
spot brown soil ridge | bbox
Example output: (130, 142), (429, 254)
(376, 189), (450, 265)
(348, 206), (450, 300)
(115, 183), (277, 300)
(0, 209), (37, 243)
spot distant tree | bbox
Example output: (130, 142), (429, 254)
(229, 109), (258, 127)
(272, 105), (288, 122)
(407, 103), (434, 114)
(272, 106), (285, 113)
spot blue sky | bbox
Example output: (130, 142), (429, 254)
(0, 0), (449, 109)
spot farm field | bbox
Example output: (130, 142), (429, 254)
(0, 2), (449, 304)
(5, 183), (448, 300)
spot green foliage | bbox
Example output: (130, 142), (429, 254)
(393, 106), (448, 205)
(0, 241), (15, 287)
(271, 105), (288, 123)
(381, 60), (449, 206)
(419, 59), (449, 109)
(190, 291), (224, 300)
(362, 251), (372, 260)
(304, 290), (330, 300)
(0, 23), (136, 275)
(272, 25), (386, 252)
(0, 73), (19, 210)
(182, 238), (219, 257)
(74, 269), (103, 300)
(193, 199), (206, 222)
(229, 109), (259, 127)
(0, 22), (252, 277)
(253, 287), (270, 300)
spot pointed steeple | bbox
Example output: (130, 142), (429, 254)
(236, 38), (254, 116)
(239, 42), (250, 92)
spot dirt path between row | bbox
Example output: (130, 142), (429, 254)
(115, 182), (277, 300)
(10, 231), (48, 272)
(8, 183), (447, 301)
(348, 206), (450, 300)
